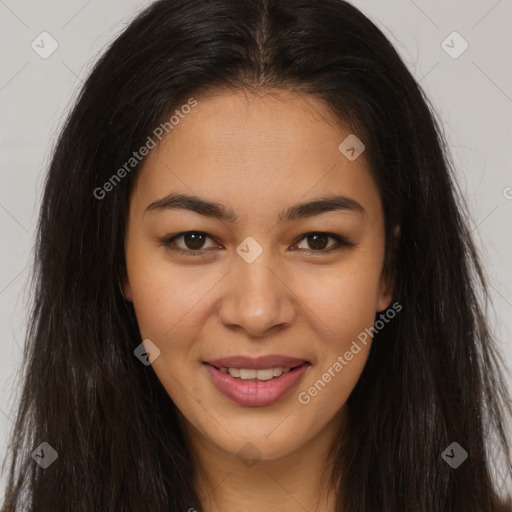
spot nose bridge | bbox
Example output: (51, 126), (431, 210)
(218, 243), (296, 337)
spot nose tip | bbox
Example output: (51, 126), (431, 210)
(220, 290), (293, 338)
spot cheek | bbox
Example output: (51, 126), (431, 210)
(298, 251), (385, 343)
(130, 276), (213, 349)
(128, 264), (214, 406)
(125, 239), (223, 342)
(292, 248), (382, 407)
(296, 342), (370, 425)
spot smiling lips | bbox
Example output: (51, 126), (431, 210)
(203, 355), (311, 407)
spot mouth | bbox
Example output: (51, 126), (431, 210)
(202, 357), (311, 407)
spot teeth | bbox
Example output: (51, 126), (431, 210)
(228, 368), (240, 377)
(224, 367), (292, 380)
(239, 369), (256, 379)
(252, 368), (274, 381)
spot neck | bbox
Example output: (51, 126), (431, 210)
(183, 408), (346, 512)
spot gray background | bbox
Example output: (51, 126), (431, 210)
(1, 0), (511, 498)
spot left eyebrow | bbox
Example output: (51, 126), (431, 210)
(144, 192), (365, 222)
(277, 195), (365, 223)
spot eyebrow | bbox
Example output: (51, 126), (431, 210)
(145, 192), (365, 223)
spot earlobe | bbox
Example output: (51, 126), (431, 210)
(377, 223), (400, 312)
(376, 276), (394, 312)
(120, 268), (133, 301)
(121, 280), (133, 301)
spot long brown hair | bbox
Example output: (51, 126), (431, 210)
(2, 0), (511, 510)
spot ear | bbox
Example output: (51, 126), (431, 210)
(376, 271), (394, 312)
(376, 224), (400, 312)
(120, 266), (133, 302)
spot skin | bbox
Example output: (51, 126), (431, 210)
(123, 88), (394, 512)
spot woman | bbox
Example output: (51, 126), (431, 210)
(2, 0), (511, 510)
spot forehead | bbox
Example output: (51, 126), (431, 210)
(153, 89), (349, 168)
(131, 89), (381, 223)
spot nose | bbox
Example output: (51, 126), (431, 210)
(217, 253), (297, 339)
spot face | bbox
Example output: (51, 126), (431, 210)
(123, 89), (393, 462)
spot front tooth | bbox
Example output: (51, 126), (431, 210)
(256, 368), (275, 381)
(273, 367), (283, 377)
(228, 368), (241, 378)
(239, 369), (256, 380)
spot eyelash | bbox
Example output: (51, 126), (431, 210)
(159, 231), (355, 256)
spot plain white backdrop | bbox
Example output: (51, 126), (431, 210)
(1, 0), (511, 498)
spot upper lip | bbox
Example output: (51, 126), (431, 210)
(204, 355), (310, 370)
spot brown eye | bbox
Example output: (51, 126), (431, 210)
(305, 233), (329, 250)
(161, 231), (219, 255)
(181, 232), (207, 250)
(294, 232), (354, 253)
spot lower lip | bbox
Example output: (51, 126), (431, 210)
(204, 363), (310, 407)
